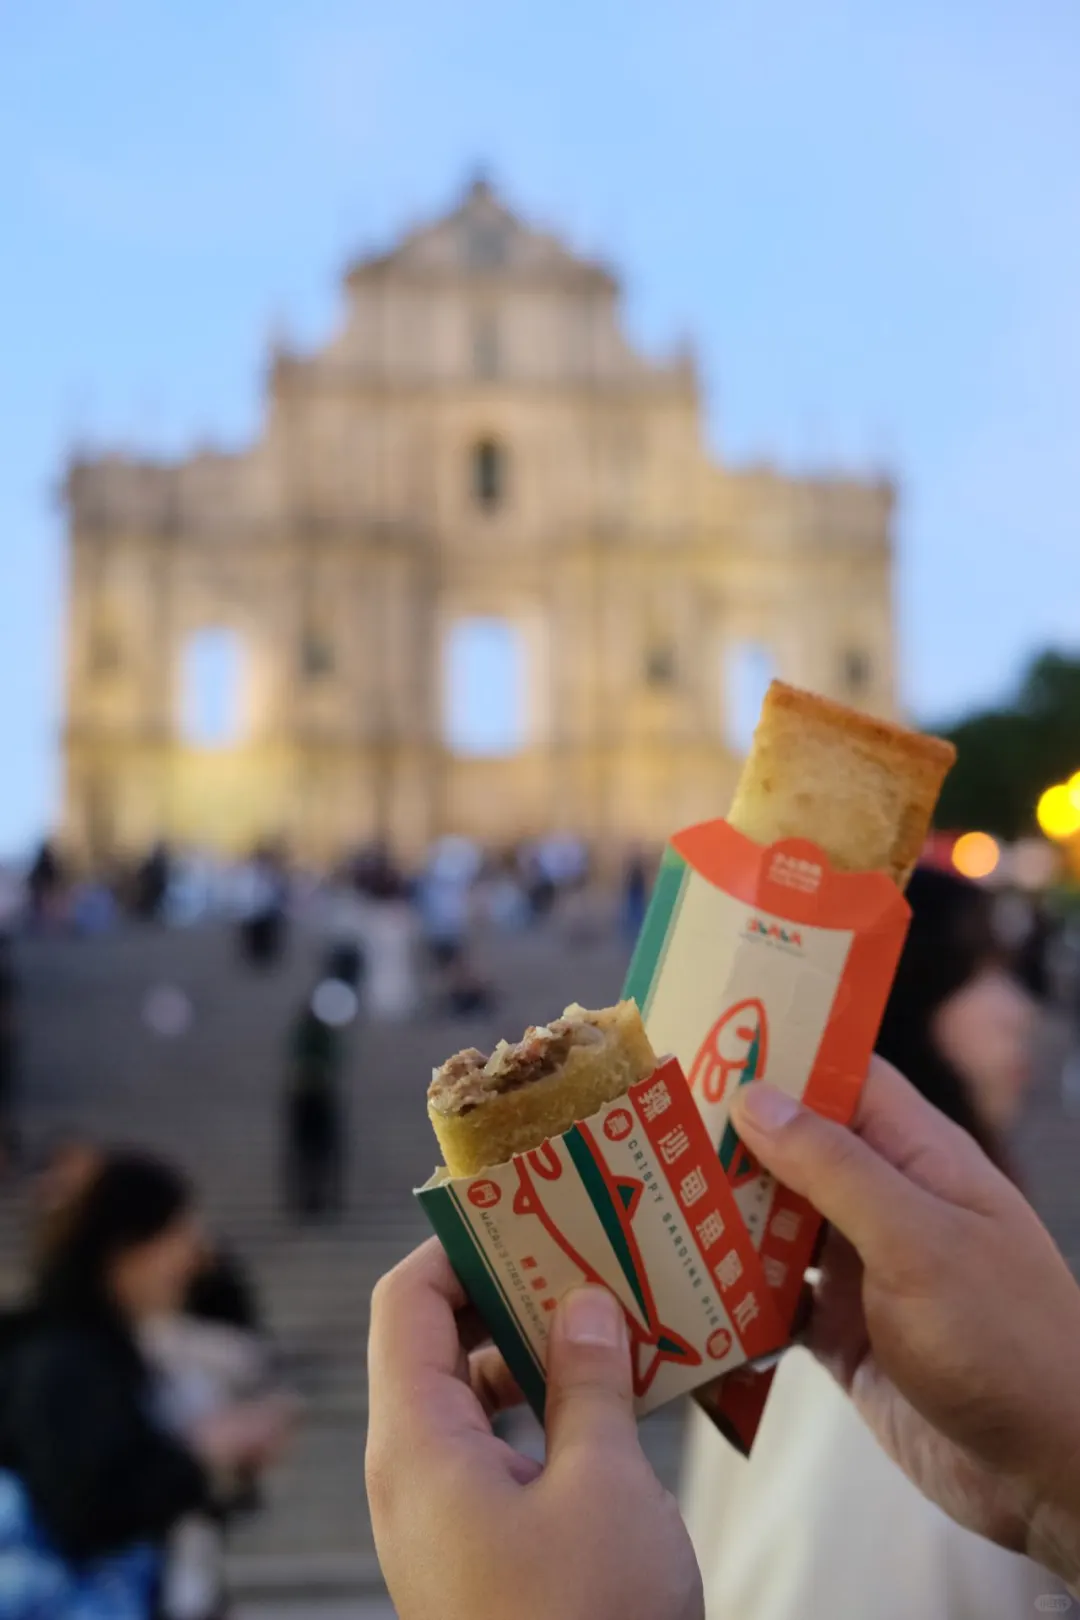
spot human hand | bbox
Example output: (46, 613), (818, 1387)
(730, 1058), (1080, 1589)
(366, 1238), (702, 1620)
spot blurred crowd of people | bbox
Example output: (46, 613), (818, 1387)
(0, 830), (661, 1233)
(6, 828), (655, 1022)
(12, 828), (625, 945)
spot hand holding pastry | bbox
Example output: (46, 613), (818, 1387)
(366, 1239), (703, 1620)
(731, 1059), (1080, 1590)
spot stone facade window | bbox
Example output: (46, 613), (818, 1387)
(843, 648), (871, 694)
(443, 617), (527, 755)
(179, 628), (245, 747)
(301, 631), (335, 679)
(472, 439), (505, 509)
(644, 645), (676, 687)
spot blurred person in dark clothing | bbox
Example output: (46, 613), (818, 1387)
(31, 1134), (262, 1337)
(0, 935), (19, 1171)
(236, 844), (289, 970)
(281, 999), (346, 1220)
(0, 1152), (287, 1618)
(184, 1244), (259, 1336)
(134, 843), (172, 924)
(621, 847), (650, 945)
(443, 948), (495, 1018)
(25, 839), (65, 927)
(27, 1132), (272, 1608)
(875, 865), (1036, 1153)
(352, 840), (391, 893)
(520, 843), (556, 921)
(1012, 898), (1056, 1004)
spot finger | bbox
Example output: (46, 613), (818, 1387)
(729, 1081), (931, 1267)
(368, 1238), (467, 1384)
(469, 1345), (526, 1419)
(850, 1057), (1000, 1202)
(802, 1227), (869, 1390)
(543, 1286), (639, 1471)
(367, 1239), (478, 1447)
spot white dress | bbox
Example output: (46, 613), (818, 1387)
(680, 1346), (1069, 1620)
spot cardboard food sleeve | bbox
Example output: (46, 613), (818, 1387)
(416, 817), (908, 1439)
(417, 1054), (787, 1417)
(623, 819), (911, 1449)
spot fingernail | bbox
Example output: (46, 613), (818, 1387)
(560, 1287), (624, 1348)
(734, 1082), (801, 1132)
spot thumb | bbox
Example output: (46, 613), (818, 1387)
(730, 1081), (931, 1268)
(544, 1286), (638, 1469)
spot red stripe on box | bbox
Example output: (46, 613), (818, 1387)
(629, 1057), (785, 1362)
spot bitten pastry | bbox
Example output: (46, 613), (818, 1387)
(427, 1001), (657, 1177)
(727, 680), (956, 888)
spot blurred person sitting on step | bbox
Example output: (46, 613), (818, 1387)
(30, 1134), (262, 1336)
(0, 1151), (290, 1620)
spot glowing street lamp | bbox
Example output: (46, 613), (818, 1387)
(951, 831), (1000, 880)
(1036, 783), (1080, 842)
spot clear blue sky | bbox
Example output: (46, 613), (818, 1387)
(2, 0), (1078, 855)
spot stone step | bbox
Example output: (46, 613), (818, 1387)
(227, 1553), (384, 1601)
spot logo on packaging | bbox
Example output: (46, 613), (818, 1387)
(689, 999), (769, 1105)
(467, 1179), (502, 1209)
(604, 1108), (633, 1142)
(747, 916), (802, 949)
(768, 851), (822, 895)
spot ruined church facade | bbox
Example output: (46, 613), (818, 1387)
(63, 179), (895, 865)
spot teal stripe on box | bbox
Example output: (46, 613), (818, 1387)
(622, 846), (689, 1018)
(416, 1181), (549, 1419)
(565, 1127), (649, 1317)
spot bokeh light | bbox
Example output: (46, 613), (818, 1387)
(1036, 784), (1080, 841)
(951, 831), (1000, 880)
(311, 978), (359, 1028)
(1067, 771), (1080, 811)
(141, 984), (193, 1038)
(1011, 837), (1059, 891)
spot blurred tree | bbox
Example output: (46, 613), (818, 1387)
(932, 650), (1080, 839)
